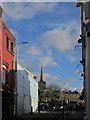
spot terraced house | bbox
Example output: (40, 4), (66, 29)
(0, 6), (16, 119)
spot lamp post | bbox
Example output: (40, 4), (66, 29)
(17, 42), (28, 46)
(17, 42), (28, 62)
(15, 41), (28, 116)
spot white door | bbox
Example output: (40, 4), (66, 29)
(24, 96), (30, 113)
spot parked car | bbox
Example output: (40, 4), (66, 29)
(53, 102), (64, 111)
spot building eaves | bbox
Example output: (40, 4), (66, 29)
(76, 0), (85, 7)
(2, 20), (16, 41)
(18, 63), (35, 79)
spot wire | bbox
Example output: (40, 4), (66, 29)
(3, 2), (30, 23)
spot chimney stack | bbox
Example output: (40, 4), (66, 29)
(0, 2), (3, 18)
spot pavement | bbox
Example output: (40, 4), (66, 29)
(67, 111), (84, 120)
(2, 111), (84, 120)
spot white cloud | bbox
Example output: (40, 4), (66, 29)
(44, 73), (59, 82)
(41, 73), (61, 87)
(45, 49), (52, 56)
(27, 45), (43, 56)
(3, 2), (58, 20)
(69, 56), (77, 63)
(40, 21), (79, 53)
(75, 70), (80, 75)
(62, 83), (82, 92)
(67, 85), (82, 92)
(38, 73), (82, 92)
(26, 46), (58, 68)
(38, 55), (58, 67)
(63, 86), (70, 92)
(67, 54), (78, 63)
(75, 69), (83, 77)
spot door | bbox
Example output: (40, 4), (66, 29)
(24, 96), (30, 113)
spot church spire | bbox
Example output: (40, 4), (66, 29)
(40, 66), (44, 82)
(39, 66), (46, 90)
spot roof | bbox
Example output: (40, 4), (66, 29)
(18, 63), (37, 79)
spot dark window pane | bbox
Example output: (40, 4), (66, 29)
(6, 36), (9, 49)
(2, 68), (8, 85)
(87, 32), (90, 37)
(11, 42), (13, 54)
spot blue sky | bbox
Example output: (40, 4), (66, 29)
(3, 2), (83, 92)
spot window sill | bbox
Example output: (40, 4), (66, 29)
(6, 48), (14, 56)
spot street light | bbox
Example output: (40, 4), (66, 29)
(15, 41), (28, 116)
(17, 42), (28, 46)
(16, 41), (28, 62)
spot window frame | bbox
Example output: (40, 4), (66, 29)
(2, 67), (8, 85)
(2, 61), (9, 85)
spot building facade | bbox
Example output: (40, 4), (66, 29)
(58, 91), (81, 103)
(77, 1), (90, 120)
(16, 63), (38, 115)
(0, 6), (16, 118)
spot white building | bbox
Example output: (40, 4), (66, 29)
(16, 63), (38, 115)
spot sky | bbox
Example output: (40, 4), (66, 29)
(2, 2), (83, 92)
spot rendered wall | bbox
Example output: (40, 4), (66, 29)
(17, 63), (31, 115)
(29, 75), (38, 112)
(17, 63), (38, 115)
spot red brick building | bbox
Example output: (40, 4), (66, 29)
(0, 6), (16, 118)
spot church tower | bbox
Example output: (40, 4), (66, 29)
(38, 66), (46, 90)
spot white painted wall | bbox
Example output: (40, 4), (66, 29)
(16, 63), (38, 115)
(29, 75), (38, 112)
(17, 63), (31, 115)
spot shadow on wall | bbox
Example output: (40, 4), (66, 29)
(2, 69), (15, 119)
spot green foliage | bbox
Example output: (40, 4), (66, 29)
(38, 86), (61, 105)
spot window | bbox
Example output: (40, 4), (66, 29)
(11, 42), (13, 54)
(85, 2), (90, 20)
(87, 32), (90, 37)
(6, 35), (9, 49)
(87, 23), (90, 37)
(2, 68), (8, 85)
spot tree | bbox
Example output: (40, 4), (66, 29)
(46, 84), (61, 101)
(79, 90), (84, 100)
(38, 84), (62, 111)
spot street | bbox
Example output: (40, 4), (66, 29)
(2, 111), (84, 120)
